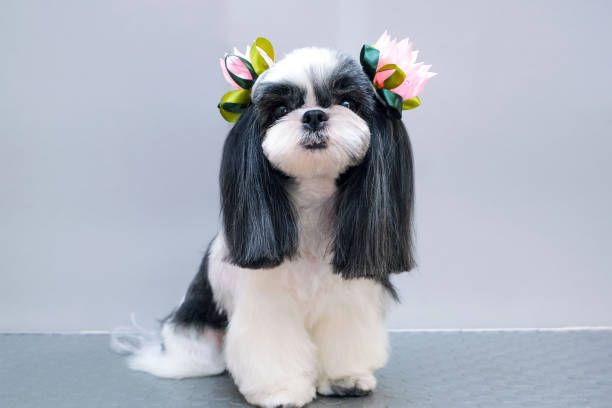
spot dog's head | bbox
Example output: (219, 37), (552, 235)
(220, 47), (417, 283)
(252, 48), (374, 179)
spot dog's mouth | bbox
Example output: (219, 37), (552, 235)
(301, 133), (328, 150)
(302, 140), (328, 150)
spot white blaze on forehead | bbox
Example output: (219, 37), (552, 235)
(252, 47), (340, 98)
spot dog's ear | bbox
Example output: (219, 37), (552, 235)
(219, 106), (298, 268)
(333, 100), (416, 284)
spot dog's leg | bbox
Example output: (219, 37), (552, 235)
(313, 278), (389, 397)
(225, 268), (317, 408)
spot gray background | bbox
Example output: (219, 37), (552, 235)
(1, 0), (611, 332)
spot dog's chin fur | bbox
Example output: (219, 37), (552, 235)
(114, 47), (416, 408)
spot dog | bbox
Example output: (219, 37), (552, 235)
(114, 34), (434, 407)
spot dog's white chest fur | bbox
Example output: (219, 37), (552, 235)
(209, 176), (351, 316)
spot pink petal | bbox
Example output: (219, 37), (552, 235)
(220, 58), (240, 89)
(410, 49), (419, 64)
(220, 43), (261, 89)
(412, 77), (428, 98)
(390, 81), (409, 99)
(371, 31), (436, 101)
(225, 55), (253, 81)
(374, 30), (391, 52)
(396, 38), (411, 59)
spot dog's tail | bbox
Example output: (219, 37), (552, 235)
(110, 313), (226, 379)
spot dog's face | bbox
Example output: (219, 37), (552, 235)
(251, 48), (376, 178)
(221, 47), (415, 274)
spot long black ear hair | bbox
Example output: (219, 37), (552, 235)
(332, 99), (416, 289)
(219, 106), (298, 268)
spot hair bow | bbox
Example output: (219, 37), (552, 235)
(360, 31), (436, 118)
(218, 37), (274, 122)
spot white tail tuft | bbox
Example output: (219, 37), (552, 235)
(110, 314), (226, 379)
(110, 313), (160, 355)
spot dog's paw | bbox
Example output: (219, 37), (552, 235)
(317, 373), (376, 397)
(242, 379), (316, 408)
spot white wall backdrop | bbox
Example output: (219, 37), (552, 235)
(1, 0), (611, 332)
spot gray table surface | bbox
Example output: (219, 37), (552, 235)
(1, 330), (611, 407)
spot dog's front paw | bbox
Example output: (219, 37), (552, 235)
(242, 378), (316, 408)
(317, 373), (376, 397)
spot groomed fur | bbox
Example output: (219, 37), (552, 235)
(113, 47), (416, 408)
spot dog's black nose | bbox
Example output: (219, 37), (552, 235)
(302, 109), (328, 131)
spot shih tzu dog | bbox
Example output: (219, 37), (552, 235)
(114, 33), (435, 407)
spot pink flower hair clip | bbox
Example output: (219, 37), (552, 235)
(360, 31), (436, 118)
(218, 37), (274, 122)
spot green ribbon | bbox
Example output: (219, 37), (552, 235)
(360, 44), (380, 81)
(359, 43), (421, 118)
(218, 89), (251, 123)
(378, 88), (403, 119)
(402, 96), (421, 110)
(249, 37), (274, 75)
(378, 64), (406, 90)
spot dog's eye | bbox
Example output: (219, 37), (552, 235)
(273, 105), (289, 119)
(340, 100), (352, 109)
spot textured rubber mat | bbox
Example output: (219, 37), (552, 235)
(1, 331), (611, 407)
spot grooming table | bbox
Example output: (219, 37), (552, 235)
(1, 330), (610, 407)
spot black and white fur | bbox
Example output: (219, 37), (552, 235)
(120, 47), (415, 407)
